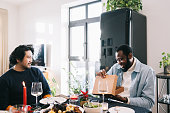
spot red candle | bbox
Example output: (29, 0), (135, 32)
(22, 81), (27, 105)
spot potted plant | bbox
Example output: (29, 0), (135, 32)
(104, 0), (142, 12)
(63, 65), (82, 95)
(63, 62), (88, 95)
(160, 52), (170, 74)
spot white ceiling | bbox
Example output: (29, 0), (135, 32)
(0, 0), (34, 5)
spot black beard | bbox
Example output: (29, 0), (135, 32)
(121, 58), (131, 72)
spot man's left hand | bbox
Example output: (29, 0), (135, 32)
(105, 94), (128, 103)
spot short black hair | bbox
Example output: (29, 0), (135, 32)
(9, 45), (34, 66)
(116, 44), (132, 57)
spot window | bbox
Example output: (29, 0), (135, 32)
(69, 1), (102, 93)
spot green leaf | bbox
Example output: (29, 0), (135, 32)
(162, 52), (165, 55)
(160, 61), (162, 68)
(105, 0), (142, 12)
(167, 53), (170, 58)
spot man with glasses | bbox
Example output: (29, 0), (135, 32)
(97, 45), (155, 110)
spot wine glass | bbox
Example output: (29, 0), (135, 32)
(31, 82), (43, 106)
(98, 78), (108, 103)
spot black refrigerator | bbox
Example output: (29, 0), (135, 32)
(100, 8), (147, 71)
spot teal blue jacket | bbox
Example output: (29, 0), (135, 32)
(107, 58), (155, 110)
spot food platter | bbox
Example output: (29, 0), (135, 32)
(41, 104), (84, 113)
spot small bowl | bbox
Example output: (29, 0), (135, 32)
(83, 102), (102, 113)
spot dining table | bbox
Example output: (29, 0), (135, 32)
(77, 96), (151, 113)
(0, 95), (151, 113)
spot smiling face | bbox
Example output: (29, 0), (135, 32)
(17, 50), (33, 69)
(115, 50), (132, 72)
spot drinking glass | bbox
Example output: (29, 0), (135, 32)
(69, 94), (78, 105)
(31, 82), (43, 106)
(98, 78), (108, 103)
(102, 102), (108, 111)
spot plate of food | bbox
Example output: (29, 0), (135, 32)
(40, 97), (67, 104)
(108, 106), (135, 113)
(42, 104), (84, 113)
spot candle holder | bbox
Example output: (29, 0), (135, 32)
(9, 104), (30, 113)
(69, 94), (78, 105)
(102, 102), (108, 111)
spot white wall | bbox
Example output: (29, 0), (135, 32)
(142, 0), (170, 73)
(0, 1), (18, 56)
(17, 0), (76, 94)
(142, 1), (170, 112)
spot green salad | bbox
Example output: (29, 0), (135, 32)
(84, 102), (102, 108)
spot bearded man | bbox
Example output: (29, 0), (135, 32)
(97, 45), (155, 110)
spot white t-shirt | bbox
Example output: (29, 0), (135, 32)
(119, 58), (136, 97)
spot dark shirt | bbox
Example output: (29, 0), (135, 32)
(0, 67), (51, 110)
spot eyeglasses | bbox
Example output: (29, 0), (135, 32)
(116, 57), (126, 63)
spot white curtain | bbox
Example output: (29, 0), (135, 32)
(0, 8), (8, 75)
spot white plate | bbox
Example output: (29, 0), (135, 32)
(109, 106), (135, 113)
(40, 97), (67, 104)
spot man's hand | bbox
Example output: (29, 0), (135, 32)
(115, 95), (128, 103)
(96, 69), (107, 78)
(105, 94), (128, 103)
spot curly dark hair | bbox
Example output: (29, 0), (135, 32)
(9, 45), (34, 66)
(116, 44), (133, 57)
